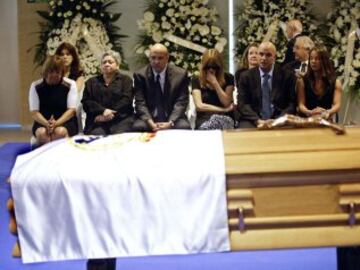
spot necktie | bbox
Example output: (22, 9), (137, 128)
(300, 62), (307, 73)
(154, 74), (166, 122)
(261, 73), (271, 120)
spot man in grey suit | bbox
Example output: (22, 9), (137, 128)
(132, 43), (191, 131)
(236, 41), (296, 128)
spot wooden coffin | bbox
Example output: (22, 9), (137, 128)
(223, 127), (360, 250)
(9, 127), (360, 257)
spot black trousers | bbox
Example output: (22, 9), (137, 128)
(337, 247), (360, 270)
(132, 117), (191, 131)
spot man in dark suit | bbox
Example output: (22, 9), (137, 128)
(283, 36), (314, 77)
(132, 43), (191, 131)
(282, 19), (304, 66)
(236, 41), (296, 128)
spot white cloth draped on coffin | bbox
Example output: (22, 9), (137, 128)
(10, 130), (230, 263)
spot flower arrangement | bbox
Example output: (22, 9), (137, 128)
(323, 0), (360, 97)
(33, 0), (127, 77)
(135, 0), (227, 74)
(235, 0), (317, 63)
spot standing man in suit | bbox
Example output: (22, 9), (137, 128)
(284, 36), (314, 77)
(282, 19), (304, 66)
(236, 41), (296, 128)
(133, 43), (191, 131)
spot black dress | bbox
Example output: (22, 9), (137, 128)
(31, 79), (78, 136)
(191, 73), (234, 129)
(303, 76), (335, 112)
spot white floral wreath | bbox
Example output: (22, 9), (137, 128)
(46, 14), (113, 78)
(135, 0), (227, 73)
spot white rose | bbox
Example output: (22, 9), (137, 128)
(192, 8), (201, 16)
(166, 9), (175, 17)
(354, 60), (360, 69)
(144, 11), (155, 22)
(199, 25), (210, 36)
(340, 10), (348, 17)
(335, 17), (343, 28)
(199, 7), (209, 16)
(211, 26), (221, 36)
(351, 69), (359, 77)
(152, 31), (163, 43)
(161, 21), (171, 30)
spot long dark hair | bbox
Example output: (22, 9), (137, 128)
(55, 42), (84, 80)
(307, 45), (336, 87)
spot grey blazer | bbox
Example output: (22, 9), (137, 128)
(133, 63), (189, 122)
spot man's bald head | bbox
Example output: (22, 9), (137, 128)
(149, 43), (169, 73)
(258, 42), (276, 72)
(150, 43), (169, 55)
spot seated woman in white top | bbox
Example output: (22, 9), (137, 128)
(29, 55), (78, 146)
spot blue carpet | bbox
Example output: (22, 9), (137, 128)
(0, 143), (337, 270)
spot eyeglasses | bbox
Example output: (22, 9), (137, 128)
(204, 65), (220, 70)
